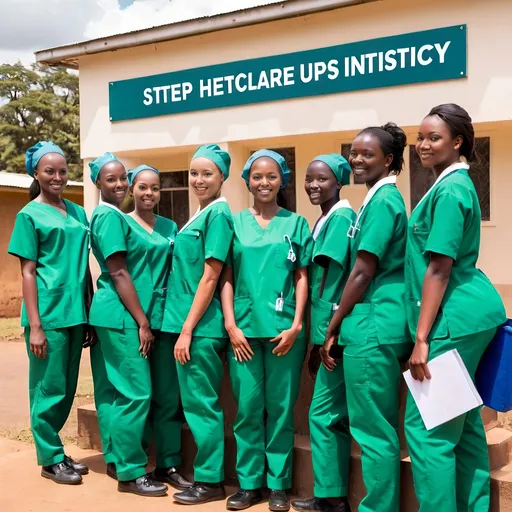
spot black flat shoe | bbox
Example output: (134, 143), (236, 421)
(106, 462), (117, 480)
(118, 474), (168, 497)
(227, 489), (263, 510)
(291, 497), (351, 512)
(63, 455), (89, 475)
(173, 481), (226, 505)
(152, 466), (192, 490)
(41, 462), (82, 485)
(269, 490), (290, 512)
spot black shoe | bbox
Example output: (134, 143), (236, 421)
(291, 497), (351, 512)
(63, 455), (89, 475)
(269, 490), (290, 512)
(227, 489), (263, 510)
(118, 474), (168, 497)
(152, 466), (192, 490)
(173, 481), (226, 505)
(41, 462), (82, 485)
(106, 462), (117, 480)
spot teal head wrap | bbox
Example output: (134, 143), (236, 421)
(242, 149), (290, 189)
(25, 141), (65, 177)
(312, 153), (352, 186)
(127, 165), (160, 185)
(192, 144), (231, 179)
(89, 152), (122, 183)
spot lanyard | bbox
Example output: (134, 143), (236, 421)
(413, 161), (470, 211)
(179, 197), (227, 233)
(347, 176), (397, 239)
(312, 199), (352, 240)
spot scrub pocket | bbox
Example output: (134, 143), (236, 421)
(89, 288), (126, 329)
(234, 296), (252, 332)
(175, 230), (200, 263)
(340, 303), (372, 346)
(310, 296), (336, 345)
(37, 282), (87, 329)
(276, 299), (296, 332)
(407, 297), (449, 341)
(274, 241), (296, 270)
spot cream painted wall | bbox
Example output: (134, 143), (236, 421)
(78, 0), (512, 158)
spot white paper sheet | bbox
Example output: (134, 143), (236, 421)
(403, 349), (482, 430)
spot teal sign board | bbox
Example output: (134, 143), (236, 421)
(109, 25), (467, 122)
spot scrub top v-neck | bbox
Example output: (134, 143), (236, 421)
(8, 199), (90, 330)
(228, 208), (313, 339)
(162, 198), (234, 338)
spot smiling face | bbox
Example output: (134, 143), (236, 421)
(304, 160), (340, 206)
(34, 153), (69, 199)
(96, 161), (128, 207)
(131, 170), (161, 213)
(189, 157), (224, 204)
(416, 114), (463, 172)
(349, 133), (393, 187)
(248, 157), (282, 204)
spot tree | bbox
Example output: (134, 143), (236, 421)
(0, 62), (82, 180)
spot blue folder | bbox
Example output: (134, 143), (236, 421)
(475, 319), (512, 412)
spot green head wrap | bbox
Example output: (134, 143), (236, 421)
(89, 152), (122, 183)
(242, 149), (290, 189)
(313, 153), (352, 186)
(192, 144), (231, 179)
(25, 141), (65, 177)
(127, 165), (160, 185)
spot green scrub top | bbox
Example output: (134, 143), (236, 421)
(8, 199), (89, 330)
(309, 205), (356, 345)
(162, 198), (234, 338)
(89, 204), (176, 330)
(405, 167), (506, 341)
(228, 208), (314, 339)
(339, 184), (410, 346)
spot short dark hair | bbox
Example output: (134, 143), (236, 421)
(426, 103), (475, 163)
(357, 122), (407, 174)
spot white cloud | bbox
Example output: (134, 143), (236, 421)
(0, 0), (281, 64)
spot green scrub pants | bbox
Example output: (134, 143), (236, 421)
(309, 361), (351, 498)
(344, 342), (412, 512)
(95, 327), (151, 482)
(90, 339), (115, 464)
(175, 336), (227, 483)
(228, 337), (307, 491)
(25, 325), (84, 467)
(143, 331), (183, 469)
(405, 328), (497, 512)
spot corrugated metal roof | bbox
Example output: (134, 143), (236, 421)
(0, 172), (83, 190)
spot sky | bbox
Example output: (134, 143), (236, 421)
(0, 0), (279, 66)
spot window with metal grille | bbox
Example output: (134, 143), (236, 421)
(409, 137), (490, 220)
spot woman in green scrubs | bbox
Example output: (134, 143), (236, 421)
(8, 141), (91, 485)
(88, 154), (167, 497)
(220, 149), (313, 512)
(291, 154), (354, 512)
(404, 104), (506, 512)
(321, 124), (412, 512)
(162, 144), (234, 506)
(126, 165), (190, 491)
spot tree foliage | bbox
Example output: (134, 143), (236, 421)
(0, 62), (81, 180)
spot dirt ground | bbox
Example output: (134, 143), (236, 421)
(0, 317), (94, 445)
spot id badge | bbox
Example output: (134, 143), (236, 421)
(275, 294), (284, 312)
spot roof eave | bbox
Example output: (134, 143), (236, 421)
(35, 0), (377, 69)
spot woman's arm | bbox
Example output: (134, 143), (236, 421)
(174, 258), (224, 364)
(20, 258), (47, 360)
(220, 265), (254, 362)
(105, 252), (153, 357)
(271, 266), (308, 356)
(83, 266), (97, 348)
(409, 253), (453, 381)
(321, 250), (378, 370)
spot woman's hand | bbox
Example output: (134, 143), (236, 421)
(30, 326), (48, 360)
(83, 325), (98, 348)
(138, 323), (154, 359)
(320, 328), (339, 371)
(227, 325), (254, 362)
(409, 340), (431, 381)
(271, 326), (300, 357)
(174, 331), (192, 365)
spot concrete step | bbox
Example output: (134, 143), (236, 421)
(487, 427), (512, 470)
(491, 463), (512, 512)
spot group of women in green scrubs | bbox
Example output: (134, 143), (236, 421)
(9, 102), (505, 511)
